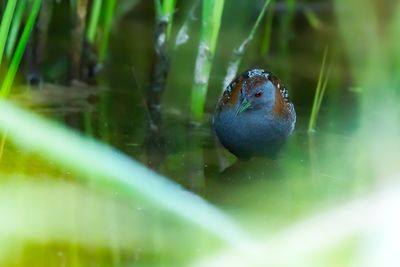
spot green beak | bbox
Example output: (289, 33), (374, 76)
(236, 98), (251, 116)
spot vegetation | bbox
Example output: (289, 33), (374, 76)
(190, 0), (225, 121)
(222, 0), (271, 91)
(308, 46), (330, 132)
(0, 0), (399, 266)
(0, 0), (40, 97)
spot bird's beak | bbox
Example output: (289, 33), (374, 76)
(236, 98), (251, 116)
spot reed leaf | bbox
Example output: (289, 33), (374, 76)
(0, 0), (17, 66)
(308, 46), (329, 132)
(0, 0), (41, 98)
(5, 0), (27, 60)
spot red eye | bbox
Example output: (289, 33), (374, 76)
(255, 91), (263, 98)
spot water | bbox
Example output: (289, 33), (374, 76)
(1, 1), (397, 266)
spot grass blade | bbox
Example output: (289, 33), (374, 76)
(304, 7), (323, 30)
(0, 0), (41, 98)
(98, 0), (116, 63)
(308, 46), (329, 132)
(86, 0), (103, 44)
(5, 0), (27, 60)
(0, 0), (17, 67)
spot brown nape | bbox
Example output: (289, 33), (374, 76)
(266, 74), (289, 117)
(273, 84), (290, 117)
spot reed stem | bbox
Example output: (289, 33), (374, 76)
(70, 0), (88, 80)
(191, 0), (225, 121)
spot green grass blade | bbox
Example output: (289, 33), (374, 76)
(315, 64), (332, 118)
(86, 0), (103, 44)
(304, 7), (323, 30)
(0, 0), (17, 67)
(0, 100), (253, 246)
(162, 0), (176, 40)
(223, 0), (271, 90)
(5, 0), (27, 60)
(308, 46), (328, 132)
(191, 0), (225, 121)
(98, 0), (116, 63)
(0, 0), (41, 98)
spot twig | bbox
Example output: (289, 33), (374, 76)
(222, 0), (271, 91)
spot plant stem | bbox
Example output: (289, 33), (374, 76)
(222, 0), (271, 91)
(191, 0), (225, 121)
(162, 0), (176, 40)
(26, 0), (53, 84)
(98, 0), (116, 63)
(144, 0), (177, 169)
(70, 0), (88, 80)
(86, 0), (103, 44)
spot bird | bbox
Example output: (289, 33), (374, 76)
(212, 68), (296, 160)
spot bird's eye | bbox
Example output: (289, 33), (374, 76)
(254, 91), (263, 98)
